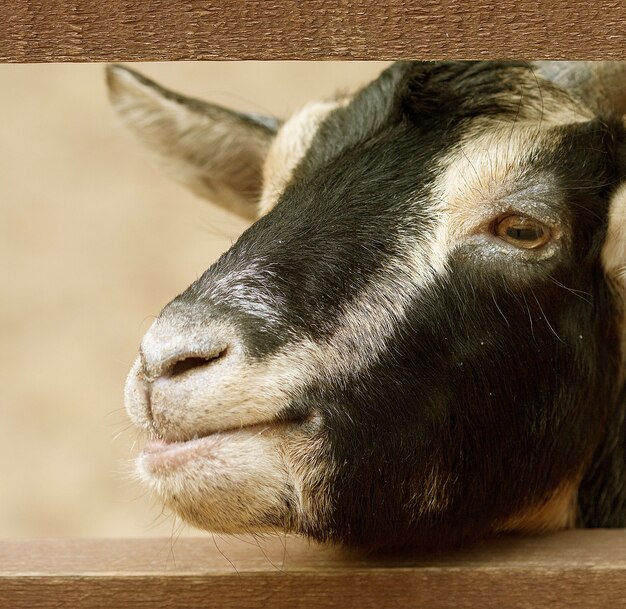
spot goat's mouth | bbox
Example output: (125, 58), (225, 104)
(142, 422), (277, 462)
(135, 417), (304, 535)
(139, 415), (308, 475)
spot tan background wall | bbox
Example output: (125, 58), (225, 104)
(0, 61), (390, 537)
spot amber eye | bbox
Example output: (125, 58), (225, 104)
(493, 215), (551, 249)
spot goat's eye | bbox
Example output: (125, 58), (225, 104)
(493, 215), (551, 249)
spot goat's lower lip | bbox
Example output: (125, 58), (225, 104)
(141, 428), (257, 475)
(140, 420), (299, 470)
(142, 435), (224, 469)
(143, 412), (311, 452)
(144, 424), (263, 453)
(144, 438), (193, 455)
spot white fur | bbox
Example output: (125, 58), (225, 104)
(602, 183), (626, 283)
(207, 259), (287, 328)
(139, 426), (294, 533)
(259, 99), (348, 215)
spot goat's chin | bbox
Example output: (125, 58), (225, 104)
(137, 426), (297, 533)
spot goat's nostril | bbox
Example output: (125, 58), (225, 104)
(168, 350), (226, 378)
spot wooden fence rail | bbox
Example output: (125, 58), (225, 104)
(0, 531), (625, 608)
(2, 0), (626, 62)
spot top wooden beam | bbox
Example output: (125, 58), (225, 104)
(2, 0), (626, 62)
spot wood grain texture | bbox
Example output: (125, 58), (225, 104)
(0, 531), (625, 608)
(1, 0), (626, 62)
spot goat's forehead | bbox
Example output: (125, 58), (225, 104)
(264, 110), (579, 225)
(260, 64), (592, 217)
(438, 127), (567, 219)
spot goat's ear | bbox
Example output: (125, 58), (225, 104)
(106, 65), (279, 221)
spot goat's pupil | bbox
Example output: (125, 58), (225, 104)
(507, 226), (543, 241)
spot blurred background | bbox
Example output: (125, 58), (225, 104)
(0, 61), (390, 537)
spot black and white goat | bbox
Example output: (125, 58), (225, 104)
(109, 61), (626, 550)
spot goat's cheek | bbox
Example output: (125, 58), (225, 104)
(136, 429), (296, 532)
(283, 432), (337, 537)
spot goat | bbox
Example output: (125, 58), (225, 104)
(108, 61), (626, 550)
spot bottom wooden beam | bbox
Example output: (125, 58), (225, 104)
(0, 530), (624, 608)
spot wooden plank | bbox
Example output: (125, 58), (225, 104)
(1, 0), (626, 62)
(0, 531), (625, 608)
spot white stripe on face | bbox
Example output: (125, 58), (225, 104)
(259, 98), (349, 215)
(602, 183), (626, 284)
(601, 182), (626, 374)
